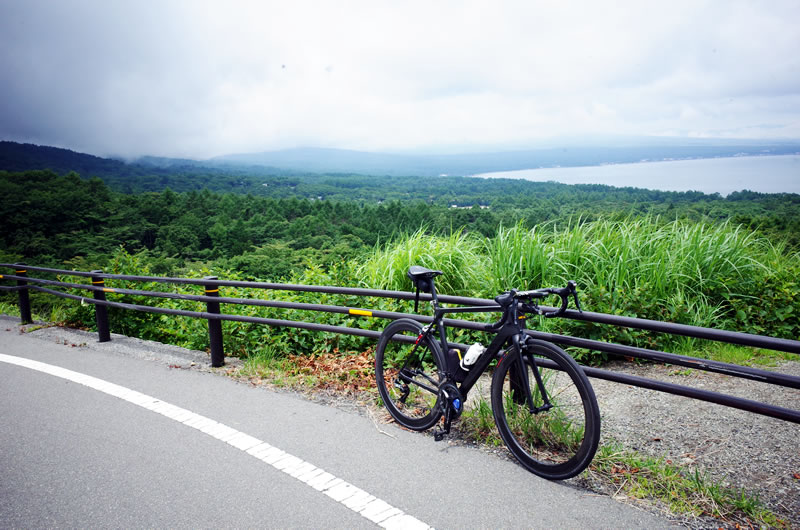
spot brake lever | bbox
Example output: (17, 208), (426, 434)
(567, 280), (583, 313)
(572, 290), (583, 313)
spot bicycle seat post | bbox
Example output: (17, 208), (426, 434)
(428, 278), (441, 311)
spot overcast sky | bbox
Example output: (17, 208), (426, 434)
(1, 1), (798, 159)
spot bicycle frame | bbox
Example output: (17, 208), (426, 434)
(422, 287), (529, 400)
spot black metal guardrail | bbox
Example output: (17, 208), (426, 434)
(2, 262), (799, 424)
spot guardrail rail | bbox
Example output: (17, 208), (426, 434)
(2, 262), (798, 424)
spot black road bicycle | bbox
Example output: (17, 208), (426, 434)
(374, 266), (600, 480)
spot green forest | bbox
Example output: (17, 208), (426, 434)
(2, 168), (799, 275)
(1, 162), (799, 364)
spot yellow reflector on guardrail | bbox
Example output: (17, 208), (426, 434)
(349, 309), (373, 317)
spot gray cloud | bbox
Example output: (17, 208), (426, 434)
(1, 0), (799, 159)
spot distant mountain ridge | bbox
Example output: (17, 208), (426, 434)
(211, 143), (800, 177)
(0, 141), (129, 176)
(2, 139), (799, 180)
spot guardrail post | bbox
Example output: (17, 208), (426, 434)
(204, 276), (225, 367)
(91, 271), (111, 342)
(15, 263), (32, 324)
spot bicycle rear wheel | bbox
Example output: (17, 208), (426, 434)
(491, 338), (600, 480)
(375, 318), (445, 431)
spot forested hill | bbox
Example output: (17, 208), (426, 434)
(2, 168), (799, 279)
(0, 141), (296, 194)
(0, 141), (125, 176)
(3, 141), (800, 273)
(4, 140), (800, 207)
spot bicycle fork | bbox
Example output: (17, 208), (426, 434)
(511, 335), (553, 414)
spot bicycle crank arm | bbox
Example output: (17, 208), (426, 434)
(433, 382), (463, 441)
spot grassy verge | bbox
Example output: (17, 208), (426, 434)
(590, 445), (788, 528)
(456, 394), (789, 528)
(0, 301), (74, 325)
(699, 343), (795, 367)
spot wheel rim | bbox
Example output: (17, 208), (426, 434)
(498, 353), (591, 470)
(378, 328), (442, 428)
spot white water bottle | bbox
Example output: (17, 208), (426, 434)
(461, 343), (486, 370)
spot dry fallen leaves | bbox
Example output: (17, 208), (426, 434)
(285, 349), (375, 394)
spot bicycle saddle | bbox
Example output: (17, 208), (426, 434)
(407, 265), (442, 280)
(407, 265), (442, 293)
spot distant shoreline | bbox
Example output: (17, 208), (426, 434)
(472, 152), (800, 175)
(471, 154), (800, 196)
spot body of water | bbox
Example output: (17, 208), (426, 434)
(473, 154), (800, 196)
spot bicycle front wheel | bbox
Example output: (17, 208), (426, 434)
(491, 338), (600, 480)
(375, 318), (445, 431)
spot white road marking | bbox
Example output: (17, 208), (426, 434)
(0, 353), (432, 529)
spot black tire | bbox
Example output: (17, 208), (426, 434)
(491, 338), (600, 480)
(375, 318), (445, 431)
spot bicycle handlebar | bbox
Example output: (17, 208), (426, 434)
(494, 281), (582, 318)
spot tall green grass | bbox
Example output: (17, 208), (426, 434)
(357, 217), (799, 358)
(356, 228), (486, 296)
(6, 217), (797, 363)
(485, 217), (774, 303)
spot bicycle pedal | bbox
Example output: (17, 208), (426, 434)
(433, 417), (452, 442)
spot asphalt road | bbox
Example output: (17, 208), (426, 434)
(0, 316), (672, 528)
